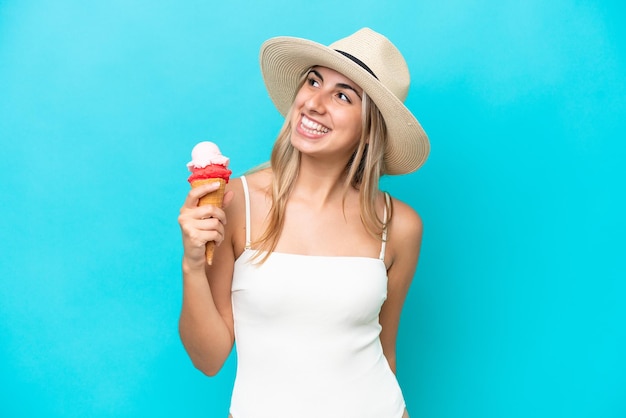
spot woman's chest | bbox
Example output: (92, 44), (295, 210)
(232, 252), (388, 325)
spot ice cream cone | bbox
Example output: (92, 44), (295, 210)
(191, 178), (226, 265)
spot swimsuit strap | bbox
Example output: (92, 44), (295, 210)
(240, 176), (251, 249)
(379, 192), (391, 261)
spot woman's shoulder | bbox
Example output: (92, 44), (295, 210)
(225, 167), (273, 221)
(383, 192), (423, 273)
(224, 170), (272, 254)
(385, 192), (423, 242)
(240, 167), (273, 191)
(226, 167), (272, 195)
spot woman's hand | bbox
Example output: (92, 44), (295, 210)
(178, 182), (234, 268)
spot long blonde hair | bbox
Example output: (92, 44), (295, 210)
(252, 70), (390, 262)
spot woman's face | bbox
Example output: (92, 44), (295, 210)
(289, 66), (363, 165)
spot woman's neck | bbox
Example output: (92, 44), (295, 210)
(290, 159), (354, 207)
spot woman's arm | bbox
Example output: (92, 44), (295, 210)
(379, 197), (423, 373)
(177, 180), (239, 376)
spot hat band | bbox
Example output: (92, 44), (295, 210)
(334, 50), (378, 80)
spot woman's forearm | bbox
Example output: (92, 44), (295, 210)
(178, 261), (234, 376)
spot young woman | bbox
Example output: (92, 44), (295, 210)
(178, 28), (430, 418)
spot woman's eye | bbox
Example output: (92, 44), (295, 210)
(338, 92), (351, 103)
(307, 77), (319, 87)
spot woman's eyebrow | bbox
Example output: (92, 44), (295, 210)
(337, 83), (362, 99)
(309, 69), (324, 81)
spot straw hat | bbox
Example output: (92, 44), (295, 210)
(259, 27), (430, 175)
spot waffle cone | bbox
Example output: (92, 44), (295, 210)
(190, 178), (227, 265)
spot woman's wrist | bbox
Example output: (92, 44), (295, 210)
(182, 255), (207, 275)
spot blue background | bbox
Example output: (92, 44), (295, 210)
(1, 1), (625, 417)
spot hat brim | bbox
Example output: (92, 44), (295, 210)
(260, 36), (430, 175)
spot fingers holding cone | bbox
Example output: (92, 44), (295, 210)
(191, 178), (227, 265)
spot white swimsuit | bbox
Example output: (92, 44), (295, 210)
(229, 176), (406, 418)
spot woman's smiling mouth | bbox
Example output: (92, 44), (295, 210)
(300, 115), (330, 136)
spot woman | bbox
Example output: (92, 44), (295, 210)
(178, 28), (430, 418)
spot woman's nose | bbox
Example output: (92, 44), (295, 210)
(304, 91), (326, 114)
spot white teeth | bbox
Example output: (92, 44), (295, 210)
(301, 115), (329, 134)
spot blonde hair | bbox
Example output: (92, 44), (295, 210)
(251, 71), (391, 262)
